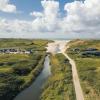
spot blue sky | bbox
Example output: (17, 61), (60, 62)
(0, 0), (74, 20)
(11, 0), (74, 13)
(0, 0), (100, 39)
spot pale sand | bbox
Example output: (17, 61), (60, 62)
(46, 40), (69, 54)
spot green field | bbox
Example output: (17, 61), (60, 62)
(1, 39), (99, 100)
(67, 40), (100, 100)
(41, 53), (76, 100)
(0, 39), (50, 100)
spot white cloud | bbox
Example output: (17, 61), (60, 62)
(30, 12), (43, 17)
(32, 0), (59, 32)
(0, 0), (16, 13)
(0, 18), (32, 35)
(31, 0), (100, 38)
(59, 0), (100, 38)
(0, 0), (100, 39)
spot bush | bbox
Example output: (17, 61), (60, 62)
(13, 67), (31, 76)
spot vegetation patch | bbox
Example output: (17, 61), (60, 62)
(0, 39), (51, 100)
(67, 40), (100, 100)
(41, 53), (76, 100)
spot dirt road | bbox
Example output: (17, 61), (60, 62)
(62, 51), (84, 100)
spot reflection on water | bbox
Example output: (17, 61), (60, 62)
(14, 56), (51, 100)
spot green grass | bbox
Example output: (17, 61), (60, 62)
(0, 39), (51, 51)
(41, 53), (76, 100)
(0, 39), (51, 100)
(67, 40), (100, 100)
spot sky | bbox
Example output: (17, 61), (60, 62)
(0, 0), (100, 39)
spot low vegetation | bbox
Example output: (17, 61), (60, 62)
(67, 40), (100, 100)
(0, 39), (50, 100)
(41, 53), (76, 100)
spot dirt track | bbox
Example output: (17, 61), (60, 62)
(62, 49), (84, 100)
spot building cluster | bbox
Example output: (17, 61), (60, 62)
(72, 48), (100, 57)
(82, 48), (100, 56)
(0, 48), (31, 54)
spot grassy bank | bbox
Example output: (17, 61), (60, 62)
(66, 40), (100, 100)
(0, 39), (51, 100)
(41, 53), (76, 100)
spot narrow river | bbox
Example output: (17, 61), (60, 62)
(14, 55), (51, 100)
(14, 40), (69, 100)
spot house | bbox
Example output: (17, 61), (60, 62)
(0, 48), (31, 54)
(72, 48), (80, 53)
(73, 48), (80, 52)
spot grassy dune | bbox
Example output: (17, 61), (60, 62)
(67, 40), (100, 100)
(0, 39), (50, 100)
(41, 53), (76, 100)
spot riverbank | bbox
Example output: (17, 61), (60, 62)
(14, 55), (51, 100)
(41, 53), (76, 100)
(41, 40), (76, 100)
(0, 39), (51, 100)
